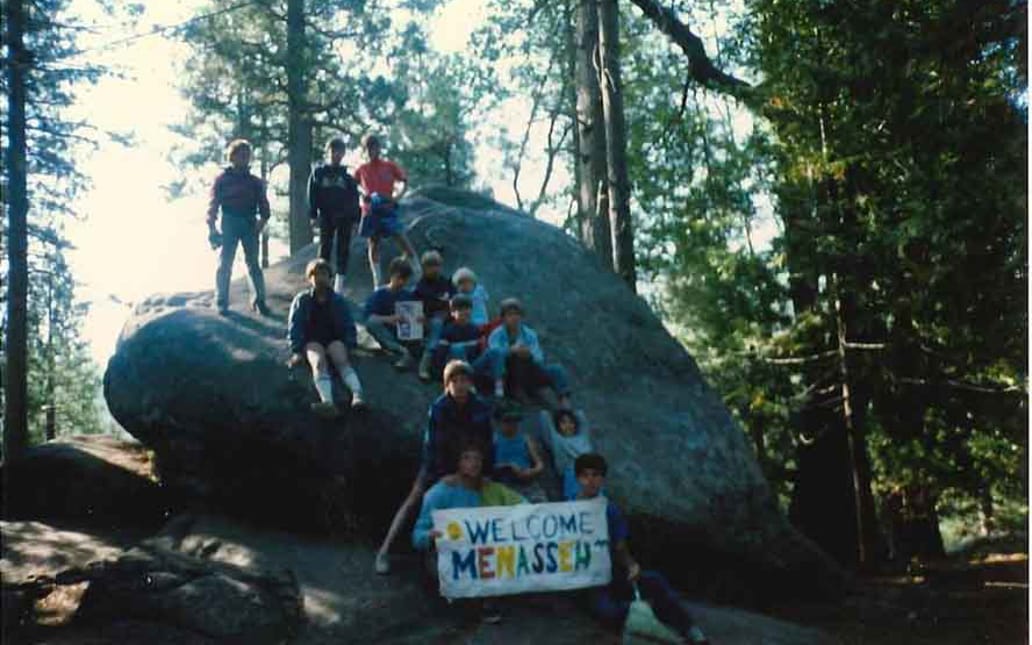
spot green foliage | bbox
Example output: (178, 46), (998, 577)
(171, 1), (476, 201)
(1, 0), (111, 447)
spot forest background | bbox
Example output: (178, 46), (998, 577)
(1, 0), (1026, 571)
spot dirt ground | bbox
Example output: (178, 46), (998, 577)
(763, 541), (1028, 645)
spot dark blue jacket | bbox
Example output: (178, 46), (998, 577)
(412, 275), (456, 317)
(421, 393), (494, 483)
(287, 289), (358, 353)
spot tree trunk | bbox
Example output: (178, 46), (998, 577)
(574, 0), (612, 268)
(45, 271), (55, 441)
(563, 0), (583, 230)
(286, 0), (312, 254)
(258, 111), (270, 268)
(4, 0), (31, 459)
(597, 0), (636, 290)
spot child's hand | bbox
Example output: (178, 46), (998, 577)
(385, 314), (402, 325)
(287, 353), (304, 368)
(429, 529), (443, 541)
(626, 561), (641, 582)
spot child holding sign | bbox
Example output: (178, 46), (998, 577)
(375, 360), (496, 575)
(363, 257), (416, 369)
(574, 454), (710, 645)
(412, 441), (523, 623)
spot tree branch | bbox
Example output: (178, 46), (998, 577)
(625, 0), (754, 101)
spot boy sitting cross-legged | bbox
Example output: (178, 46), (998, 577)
(287, 259), (365, 415)
(363, 257), (417, 370)
(492, 401), (547, 502)
(486, 298), (571, 410)
(425, 294), (506, 391)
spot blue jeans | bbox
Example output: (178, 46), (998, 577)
(216, 215), (266, 308)
(365, 318), (405, 354)
(588, 570), (695, 637)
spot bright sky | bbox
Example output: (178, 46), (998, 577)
(63, 0), (510, 366)
(61, 0), (768, 368)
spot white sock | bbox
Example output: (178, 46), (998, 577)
(371, 263), (382, 288)
(494, 380), (505, 398)
(334, 274), (346, 294)
(340, 367), (363, 397)
(314, 373), (334, 403)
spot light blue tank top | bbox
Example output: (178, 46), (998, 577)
(494, 432), (531, 469)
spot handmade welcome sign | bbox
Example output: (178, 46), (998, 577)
(432, 498), (612, 599)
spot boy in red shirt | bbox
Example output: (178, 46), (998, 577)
(353, 134), (419, 287)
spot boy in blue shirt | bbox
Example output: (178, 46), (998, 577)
(363, 257), (417, 369)
(486, 298), (571, 409)
(574, 454), (709, 644)
(375, 360), (495, 575)
(424, 294), (505, 389)
(492, 401), (546, 502)
(287, 259), (365, 414)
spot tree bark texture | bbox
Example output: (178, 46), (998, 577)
(597, 0), (636, 289)
(574, 0), (612, 268)
(4, 0), (31, 459)
(286, 0), (313, 254)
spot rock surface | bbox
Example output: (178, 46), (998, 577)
(3, 514), (841, 644)
(104, 186), (841, 596)
(1, 435), (169, 528)
(1, 519), (302, 644)
(141, 514), (844, 644)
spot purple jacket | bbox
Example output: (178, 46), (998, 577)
(206, 166), (271, 223)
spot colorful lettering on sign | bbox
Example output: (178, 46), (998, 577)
(466, 519), (491, 545)
(478, 547), (495, 579)
(496, 545), (516, 578)
(452, 549), (477, 580)
(558, 541), (573, 572)
(575, 540), (592, 571)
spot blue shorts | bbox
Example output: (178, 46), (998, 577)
(359, 205), (404, 238)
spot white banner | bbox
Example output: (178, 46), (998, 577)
(432, 498), (612, 599)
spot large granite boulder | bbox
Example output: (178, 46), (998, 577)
(104, 187), (842, 597)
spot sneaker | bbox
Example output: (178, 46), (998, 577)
(214, 302), (229, 316)
(393, 349), (413, 370)
(310, 401), (338, 418)
(687, 626), (709, 644)
(374, 551), (390, 575)
(252, 300), (272, 316)
(418, 365), (432, 381)
(350, 392), (367, 410)
(480, 600), (502, 624)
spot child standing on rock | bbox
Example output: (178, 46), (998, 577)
(206, 139), (271, 316)
(353, 134), (418, 288)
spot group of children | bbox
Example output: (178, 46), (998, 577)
(210, 133), (707, 643)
